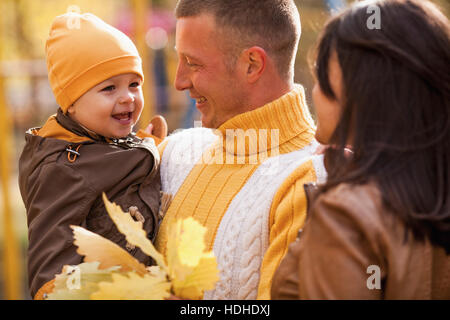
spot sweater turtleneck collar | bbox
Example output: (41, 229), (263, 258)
(212, 84), (316, 158)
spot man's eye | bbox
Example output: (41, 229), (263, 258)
(186, 58), (198, 67)
(130, 82), (140, 88)
(101, 85), (115, 92)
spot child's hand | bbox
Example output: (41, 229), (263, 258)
(144, 123), (154, 135)
(145, 115), (168, 140)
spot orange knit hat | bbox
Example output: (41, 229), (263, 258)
(45, 12), (144, 113)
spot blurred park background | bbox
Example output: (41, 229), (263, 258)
(0, 0), (449, 300)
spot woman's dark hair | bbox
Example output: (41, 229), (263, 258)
(313, 0), (450, 252)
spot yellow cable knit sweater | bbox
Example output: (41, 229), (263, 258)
(155, 85), (326, 299)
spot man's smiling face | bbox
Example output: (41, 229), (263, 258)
(174, 13), (249, 129)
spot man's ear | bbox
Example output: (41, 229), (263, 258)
(243, 46), (266, 83)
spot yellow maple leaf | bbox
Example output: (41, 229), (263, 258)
(47, 262), (120, 300)
(62, 195), (220, 300)
(177, 218), (207, 267)
(47, 195), (220, 300)
(166, 217), (220, 299)
(172, 252), (220, 300)
(147, 265), (167, 280)
(102, 193), (167, 272)
(71, 225), (148, 276)
(91, 272), (171, 300)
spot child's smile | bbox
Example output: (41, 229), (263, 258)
(112, 111), (133, 125)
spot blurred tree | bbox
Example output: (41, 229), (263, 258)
(2, 0), (127, 60)
(0, 0), (22, 300)
(12, 0), (41, 123)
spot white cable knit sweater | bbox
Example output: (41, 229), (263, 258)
(156, 85), (327, 299)
(160, 128), (326, 299)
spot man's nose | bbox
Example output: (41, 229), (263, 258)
(174, 63), (192, 91)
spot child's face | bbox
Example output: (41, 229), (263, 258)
(67, 73), (144, 138)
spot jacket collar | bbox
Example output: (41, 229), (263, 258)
(31, 109), (92, 144)
(55, 108), (107, 142)
(34, 108), (140, 145)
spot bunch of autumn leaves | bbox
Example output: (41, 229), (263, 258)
(47, 194), (220, 300)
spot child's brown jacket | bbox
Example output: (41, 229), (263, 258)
(19, 109), (161, 299)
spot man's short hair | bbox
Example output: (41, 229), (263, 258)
(175, 0), (301, 80)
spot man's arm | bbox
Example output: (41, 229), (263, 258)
(257, 160), (317, 299)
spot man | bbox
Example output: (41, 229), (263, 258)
(155, 0), (326, 299)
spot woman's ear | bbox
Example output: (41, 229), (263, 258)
(243, 46), (266, 83)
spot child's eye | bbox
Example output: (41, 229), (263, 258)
(130, 82), (140, 88)
(101, 85), (115, 92)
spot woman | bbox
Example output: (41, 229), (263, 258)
(271, 0), (449, 299)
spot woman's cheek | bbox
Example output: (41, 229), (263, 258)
(312, 84), (340, 144)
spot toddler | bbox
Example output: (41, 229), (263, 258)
(18, 12), (166, 299)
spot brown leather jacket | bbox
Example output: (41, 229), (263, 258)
(271, 182), (450, 299)
(19, 109), (161, 298)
